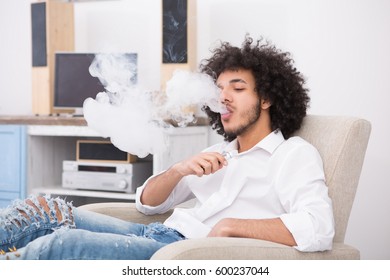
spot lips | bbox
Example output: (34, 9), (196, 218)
(220, 106), (233, 121)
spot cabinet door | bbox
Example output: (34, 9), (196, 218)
(153, 126), (208, 174)
(0, 125), (26, 207)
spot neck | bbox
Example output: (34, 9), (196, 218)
(236, 110), (272, 153)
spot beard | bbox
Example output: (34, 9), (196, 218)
(224, 99), (261, 139)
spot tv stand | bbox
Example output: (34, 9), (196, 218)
(0, 115), (209, 206)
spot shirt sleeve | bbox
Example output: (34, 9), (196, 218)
(136, 142), (226, 215)
(276, 139), (335, 252)
(135, 172), (195, 215)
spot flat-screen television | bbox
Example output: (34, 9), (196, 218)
(53, 52), (137, 115)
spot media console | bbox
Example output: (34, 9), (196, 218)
(0, 116), (209, 206)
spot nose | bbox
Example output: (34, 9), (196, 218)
(219, 88), (232, 104)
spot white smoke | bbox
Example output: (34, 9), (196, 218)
(163, 69), (226, 126)
(83, 53), (226, 158)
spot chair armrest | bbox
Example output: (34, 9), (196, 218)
(78, 202), (172, 224)
(151, 238), (360, 260)
(79, 202), (359, 260)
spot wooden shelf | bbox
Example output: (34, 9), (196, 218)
(0, 115), (87, 126)
(0, 115), (209, 127)
(0, 116), (209, 204)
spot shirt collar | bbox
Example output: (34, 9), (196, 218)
(223, 130), (285, 155)
(254, 130), (285, 154)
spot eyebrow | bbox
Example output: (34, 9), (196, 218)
(217, 78), (247, 88)
(229, 78), (247, 84)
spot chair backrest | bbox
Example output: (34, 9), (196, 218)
(293, 115), (371, 243)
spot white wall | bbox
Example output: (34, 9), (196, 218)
(0, 0), (389, 259)
(74, 0), (161, 90)
(198, 0), (390, 260)
(0, 0), (31, 115)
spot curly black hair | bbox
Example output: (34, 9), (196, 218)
(200, 36), (310, 141)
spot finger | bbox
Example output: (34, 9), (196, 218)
(187, 152), (227, 176)
(198, 158), (212, 175)
(188, 161), (206, 177)
(202, 153), (227, 171)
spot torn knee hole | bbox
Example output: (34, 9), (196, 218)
(37, 196), (52, 217)
(18, 196), (74, 226)
(26, 198), (43, 217)
(25, 196), (57, 222)
(53, 201), (63, 223)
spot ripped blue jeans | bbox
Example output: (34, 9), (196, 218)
(0, 196), (185, 260)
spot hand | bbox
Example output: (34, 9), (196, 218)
(172, 152), (227, 177)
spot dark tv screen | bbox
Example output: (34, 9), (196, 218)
(54, 52), (137, 112)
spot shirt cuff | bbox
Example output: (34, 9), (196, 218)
(135, 183), (174, 215)
(280, 212), (318, 252)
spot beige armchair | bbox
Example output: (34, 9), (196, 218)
(79, 115), (371, 259)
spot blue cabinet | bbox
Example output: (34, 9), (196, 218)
(0, 125), (26, 208)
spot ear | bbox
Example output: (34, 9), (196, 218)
(260, 99), (272, 110)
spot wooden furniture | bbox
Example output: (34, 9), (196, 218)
(31, 0), (74, 115)
(161, 0), (197, 90)
(0, 116), (209, 206)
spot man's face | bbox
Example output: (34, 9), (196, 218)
(216, 69), (261, 138)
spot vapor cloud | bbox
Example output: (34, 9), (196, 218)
(83, 53), (225, 158)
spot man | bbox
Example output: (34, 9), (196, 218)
(0, 37), (334, 259)
(137, 37), (334, 252)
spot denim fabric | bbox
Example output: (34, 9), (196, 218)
(0, 196), (184, 260)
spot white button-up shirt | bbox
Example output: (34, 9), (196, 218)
(136, 130), (335, 252)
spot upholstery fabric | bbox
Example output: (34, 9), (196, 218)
(292, 116), (371, 242)
(79, 115), (371, 259)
